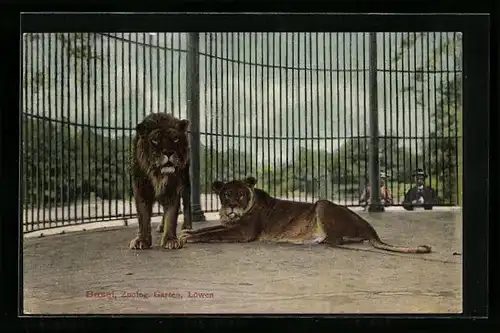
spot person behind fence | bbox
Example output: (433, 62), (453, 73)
(358, 172), (393, 209)
(402, 168), (439, 211)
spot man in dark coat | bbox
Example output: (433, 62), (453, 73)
(402, 168), (439, 211)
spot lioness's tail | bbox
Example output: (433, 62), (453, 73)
(369, 238), (431, 254)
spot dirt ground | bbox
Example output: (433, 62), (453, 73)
(22, 210), (462, 314)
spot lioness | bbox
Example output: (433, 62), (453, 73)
(129, 112), (192, 250)
(181, 177), (431, 254)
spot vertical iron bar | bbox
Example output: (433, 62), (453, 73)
(272, 33), (277, 196)
(121, 33), (125, 213)
(100, 33), (105, 219)
(248, 33), (253, 180)
(209, 34), (215, 211)
(80, 33), (85, 222)
(356, 32), (362, 204)
(440, 32), (446, 203)
(203, 33), (208, 209)
(401, 33), (407, 202)
(232, 33), (236, 181)
(453, 32), (460, 205)
(310, 32), (316, 201)
(291, 33), (295, 200)
(413, 32), (419, 173)
(178, 34), (181, 120)
(22, 35), (28, 230)
(72, 33), (78, 224)
(254, 33), (262, 187)
(242, 33), (248, 179)
(382, 33), (388, 195)
(114, 34), (118, 215)
(329, 33), (334, 201)
(447, 32), (453, 204)
(261, 33), (265, 188)
(236, 33), (241, 182)
(266, 33), (271, 193)
(186, 32), (205, 221)
(395, 33), (401, 204)
(35, 34), (40, 226)
(170, 33), (174, 114)
(342, 32), (347, 203)
(322, 33), (327, 200)
(336, 33), (341, 204)
(52, 34), (57, 222)
(149, 34), (153, 114)
(223, 33), (228, 182)
(29, 34), (35, 228)
(368, 32), (382, 212)
(47, 34), (53, 223)
(41, 34), (47, 227)
(93, 34), (98, 221)
(433, 32), (439, 201)
(284, 33), (289, 199)
(128, 33), (134, 215)
(407, 32), (413, 192)
(315, 33), (320, 200)
(303, 33), (307, 202)
(87, 34), (92, 220)
(273, 33), (279, 196)
(388, 34), (395, 203)
(156, 34), (160, 114)
(363, 33), (370, 204)
(349, 32), (354, 205)
(214, 33), (219, 194)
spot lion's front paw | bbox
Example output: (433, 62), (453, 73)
(129, 236), (151, 250)
(161, 237), (185, 250)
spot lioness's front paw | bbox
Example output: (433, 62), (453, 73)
(179, 229), (194, 243)
(129, 236), (151, 250)
(161, 237), (184, 250)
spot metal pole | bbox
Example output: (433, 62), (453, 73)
(186, 32), (206, 221)
(368, 32), (384, 212)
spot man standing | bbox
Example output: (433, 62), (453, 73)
(402, 168), (439, 211)
(359, 172), (393, 210)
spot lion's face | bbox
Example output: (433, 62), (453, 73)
(147, 128), (188, 174)
(212, 177), (257, 224)
(135, 114), (190, 175)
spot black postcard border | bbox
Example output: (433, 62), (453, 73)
(0, 11), (492, 331)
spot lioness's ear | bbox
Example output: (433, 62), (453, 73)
(178, 119), (189, 132)
(244, 177), (257, 187)
(212, 181), (224, 194)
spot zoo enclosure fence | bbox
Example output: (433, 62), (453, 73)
(21, 32), (462, 232)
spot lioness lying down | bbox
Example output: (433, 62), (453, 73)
(181, 177), (431, 254)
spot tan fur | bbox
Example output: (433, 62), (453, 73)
(182, 177), (432, 254)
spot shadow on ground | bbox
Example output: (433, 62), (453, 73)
(23, 210), (462, 314)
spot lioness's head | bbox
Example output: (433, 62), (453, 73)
(135, 113), (190, 175)
(212, 176), (257, 224)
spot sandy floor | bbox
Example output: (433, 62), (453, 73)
(22, 209), (462, 314)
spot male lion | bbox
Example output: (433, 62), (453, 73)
(181, 177), (431, 254)
(129, 112), (192, 250)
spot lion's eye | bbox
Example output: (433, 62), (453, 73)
(225, 191), (232, 198)
(239, 192), (244, 200)
(151, 139), (159, 146)
(173, 136), (179, 143)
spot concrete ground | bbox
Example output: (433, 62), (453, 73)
(22, 209), (462, 314)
